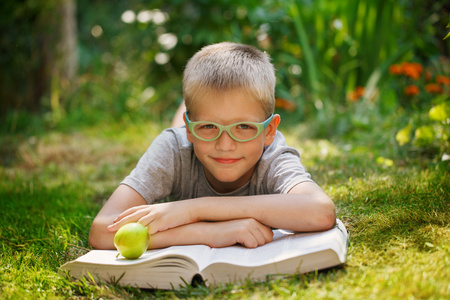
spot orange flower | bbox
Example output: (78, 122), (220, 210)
(425, 83), (443, 94)
(347, 86), (365, 102)
(389, 64), (403, 75)
(404, 85), (420, 96)
(436, 75), (450, 86)
(275, 97), (297, 111)
(401, 62), (423, 80)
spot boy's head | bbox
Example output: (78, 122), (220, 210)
(181, 42), (280, 193)
(183, 42), (276, 117)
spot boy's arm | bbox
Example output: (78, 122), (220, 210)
(88, 185), (273, 249)
(88, 184), (147, 249)
(109, 181), (335, 236)
(278, 181), (336, 230)
(194, 181), (336, 232)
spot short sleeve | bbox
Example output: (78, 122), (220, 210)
(121, 130), (181, 204)
(265, 150), (313, 194)
(255, 131), (313, 195)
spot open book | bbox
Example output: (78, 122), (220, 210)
(61, 219), (348, 290)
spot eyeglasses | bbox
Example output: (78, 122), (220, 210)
(185, 112), (274, 142)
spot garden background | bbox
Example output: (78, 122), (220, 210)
(1, 0), (449, 299)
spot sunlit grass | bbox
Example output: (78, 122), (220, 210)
(1, 119), (449, 299)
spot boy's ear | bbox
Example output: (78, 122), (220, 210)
(183, 113), (194, 143)
(264, 114), (281, 146)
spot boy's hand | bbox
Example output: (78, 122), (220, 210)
(205, 218), (273, 248)
(107, 201), (196, 234)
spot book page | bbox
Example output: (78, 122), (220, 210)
(72, 244), (212, 268)
(63, 244), (215, 289)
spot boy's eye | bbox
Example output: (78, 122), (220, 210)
(200, 124), (217, 129)
(236, 123), (255, 130)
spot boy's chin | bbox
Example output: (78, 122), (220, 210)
(206, 172), (250, 193)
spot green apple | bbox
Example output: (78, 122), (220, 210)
(114, 223), (150, 259)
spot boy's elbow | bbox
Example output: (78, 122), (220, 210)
(88, 220), (114, 250)
(320, 196), (336, 230)
(88, 226), (102, 249)
(88, 232), (102, 249)
(321, 210), (336, 231)
(306, 195), (335, 231)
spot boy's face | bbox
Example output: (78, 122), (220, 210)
(184, 89), (280, 193)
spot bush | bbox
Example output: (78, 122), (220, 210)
(390, 58), (450, 160)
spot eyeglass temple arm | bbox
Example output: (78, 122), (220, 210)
(263, 114), (274, 128)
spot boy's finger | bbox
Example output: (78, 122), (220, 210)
(253, 233), (265, 247)
(137, 215), (158, 234)
(262, 225), (274, 243)
(255, 226), (271, 246)
(239, 235), (257, 248)
(114, 204), (152, 222)
(107, 209), (150, 231)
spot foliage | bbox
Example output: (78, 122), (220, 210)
(2, 0), (449, 140)
(388, 58), (450, 159)
(1, 120), (449, 299)
(0, 0), (77, 116)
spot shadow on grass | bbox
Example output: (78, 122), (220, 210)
(336, 163), (449, 253)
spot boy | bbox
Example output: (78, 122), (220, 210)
(89, 42), (335, 250)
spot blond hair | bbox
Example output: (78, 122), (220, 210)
(183, 42), (275, 117)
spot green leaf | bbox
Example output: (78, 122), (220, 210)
(396, 122), (413, 146)
(376, 156), (394, 167)
(413, 125), (435, 146)
(429, 102), (450, 122)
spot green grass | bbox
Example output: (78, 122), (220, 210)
(1, 118), (449, 299)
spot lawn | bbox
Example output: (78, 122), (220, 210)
(0, 118), (448, 299)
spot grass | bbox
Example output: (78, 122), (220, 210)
(0, 117), (449, 299)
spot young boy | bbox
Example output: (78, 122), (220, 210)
(89, 42), (335, 250)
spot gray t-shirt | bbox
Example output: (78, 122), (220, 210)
(122, 127), (313, 204)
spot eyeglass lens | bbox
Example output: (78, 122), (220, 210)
(193, 123), (259, 141)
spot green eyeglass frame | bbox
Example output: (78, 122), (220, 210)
(185, 112), (274, 142)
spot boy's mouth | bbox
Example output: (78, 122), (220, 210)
(213, 157), (241, 164)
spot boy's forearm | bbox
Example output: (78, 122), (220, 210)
(192, 183), (335, 232)
(150, 219), (273, 249)
(149, 222), (213, 249)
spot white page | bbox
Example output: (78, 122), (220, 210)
(72, 244), (211, 268)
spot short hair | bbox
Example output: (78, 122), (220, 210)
(183, 42), (276, 117)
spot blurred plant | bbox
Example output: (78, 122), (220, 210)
(271, 0), (449, 138)
(445, 20), (450, 40)
(275, 97), (297, 112)
(2, 0), (449, 137)
(392, 58), (450, 159)
(347, 87), (366, 102)
(47, 0), (450, 132)
(388, 61), (449, 108)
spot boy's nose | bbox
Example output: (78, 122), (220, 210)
(215, 130), (237, 151)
